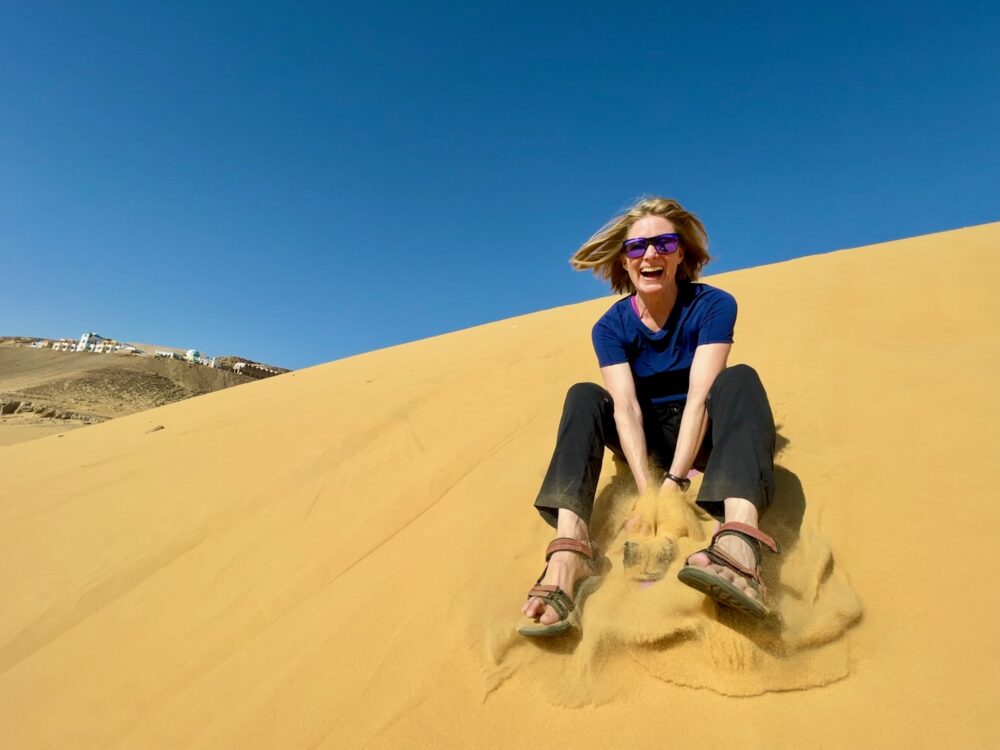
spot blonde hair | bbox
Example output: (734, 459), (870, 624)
(570, 196), (711, 294)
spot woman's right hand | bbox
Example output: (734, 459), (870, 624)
(622, 489), (659, 538)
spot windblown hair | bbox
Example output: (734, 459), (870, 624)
(570, 197), (711, 294)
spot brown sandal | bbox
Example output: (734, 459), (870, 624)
(677, 522), (780, 619)
(518, 538), (607, 637)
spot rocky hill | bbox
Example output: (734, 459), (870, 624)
(0, 344), (287, 445)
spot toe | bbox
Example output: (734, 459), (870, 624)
(539, 605), (560, 626)
(523, 597), (544, 620)
(687, 550), (711, 567)
(713, 565), (735, 583)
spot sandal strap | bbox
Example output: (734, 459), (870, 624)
(713, 522), (779, 554)
(527, 585), (573, 620)
(703, 546), (761, 583)
(525, 538), (600, 610)
(699, 548), (767, 600)
(544, 537), (597, 562)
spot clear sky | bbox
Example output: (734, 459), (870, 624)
(3, 1), (998, 369)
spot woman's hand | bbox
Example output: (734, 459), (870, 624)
(658, 475), (684, 497)
(624, 476), (701, 542)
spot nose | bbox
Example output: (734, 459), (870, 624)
(642, 242), (659, 261)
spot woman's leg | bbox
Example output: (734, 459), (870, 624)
(525, 383), (620, 624)
(687, 364), (777, 598)
(695, 364), (776, 519)
(533, 382), (620, 528)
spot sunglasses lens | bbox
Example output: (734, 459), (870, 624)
(653, 236), (679, 254)
(623, 234), (679, 258)
(622, 240), (646, 258)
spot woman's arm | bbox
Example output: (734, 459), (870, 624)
(664, 343), (731, 488)
(599, 363), (653, 494)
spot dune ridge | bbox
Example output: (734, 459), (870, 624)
(2, 223), (999, 747)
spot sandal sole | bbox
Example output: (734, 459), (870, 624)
(677, 566), (769, 619)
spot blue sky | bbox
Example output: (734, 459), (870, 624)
(3, 1), (998, 369)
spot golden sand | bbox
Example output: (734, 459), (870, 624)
(2, 223), (999, 747)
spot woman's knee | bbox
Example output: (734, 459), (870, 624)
(712, 364), (764, 395)
(564, 382), (612, 414)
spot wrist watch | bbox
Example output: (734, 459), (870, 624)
(665, 472), (691, 491)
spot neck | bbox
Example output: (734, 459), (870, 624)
(636, 281), (679, 324)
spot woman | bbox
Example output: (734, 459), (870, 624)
(518, 197), (779, 637)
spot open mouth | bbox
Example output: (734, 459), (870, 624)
(640, 267), (665, 279)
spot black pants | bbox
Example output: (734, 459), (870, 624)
(534, 364), (776, 527)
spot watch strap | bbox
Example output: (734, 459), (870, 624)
(665, 472), (691, 491)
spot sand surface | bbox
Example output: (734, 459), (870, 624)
(2, 223), (999, 747)
(0, 418), (76, 446)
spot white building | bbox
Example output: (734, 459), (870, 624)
(78, 332), (108, 352)
(232, 361), (281, 379)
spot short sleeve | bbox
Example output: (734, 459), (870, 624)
(592, 317), (628, 367)
(697, 290), (737, 346)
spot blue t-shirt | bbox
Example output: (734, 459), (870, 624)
(591, 282), (737, 405)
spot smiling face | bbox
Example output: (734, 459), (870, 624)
(621, 215), (685, 296)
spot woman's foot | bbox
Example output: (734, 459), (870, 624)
(685, 532), (760, 600)
(677, 519), (780, 618)
(521, 546), (596, 625)
(683, 497), (765, 600)
(520, 510), (602, 630)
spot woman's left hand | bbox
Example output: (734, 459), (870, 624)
(658, 476), (684, 497)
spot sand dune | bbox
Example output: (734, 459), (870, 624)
(2, 223), (999, 747)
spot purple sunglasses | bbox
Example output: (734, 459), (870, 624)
(622, 233), (680, 258)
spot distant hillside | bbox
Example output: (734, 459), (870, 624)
(214, 355), (291, 377)
(0, 336), (40, 347)
(0, 344), (287, 446)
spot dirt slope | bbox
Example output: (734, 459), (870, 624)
(0, 349), (256, 444)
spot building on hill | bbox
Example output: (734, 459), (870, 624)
(185, 350), (217, 367)
(232, 361), (282, 379)
(78, 332), (125, 354)
(78, 332), (106, 351)
(154, 349), (216, 367)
